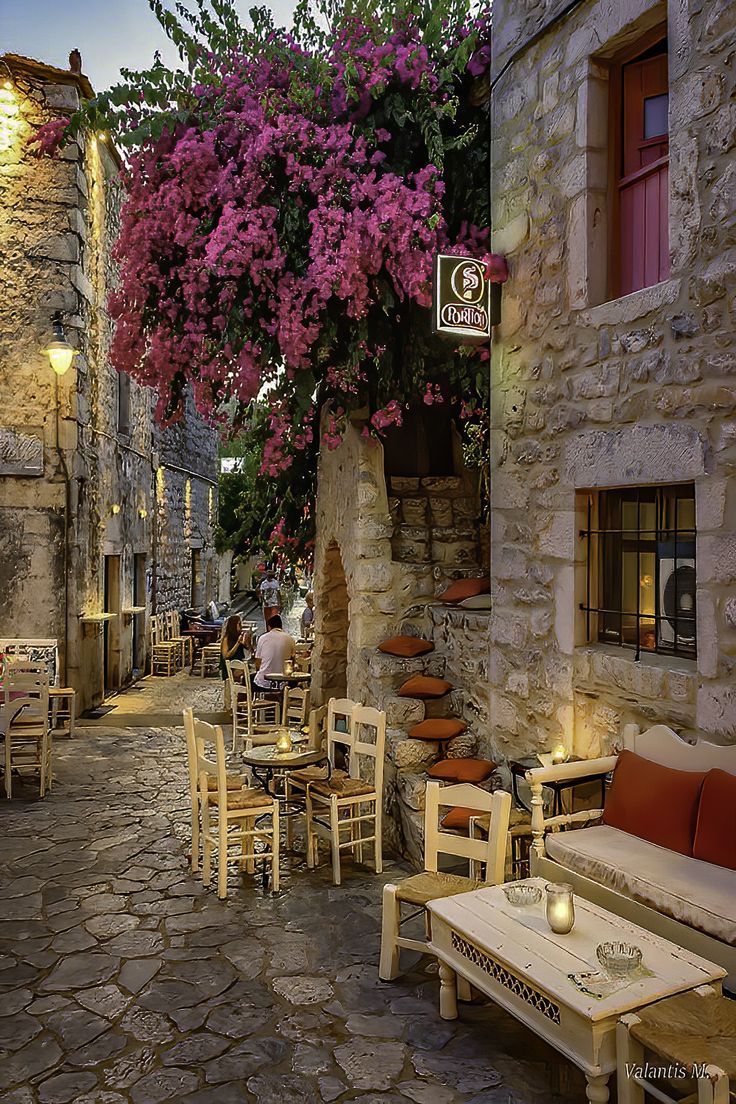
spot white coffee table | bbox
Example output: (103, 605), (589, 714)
(427, 878), (725, 1103)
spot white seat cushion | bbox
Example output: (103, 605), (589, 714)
(546, 825), (736, 946)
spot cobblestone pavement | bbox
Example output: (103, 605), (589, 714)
(0, 727), (589, 1104)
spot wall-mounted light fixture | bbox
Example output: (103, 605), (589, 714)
(111, 503), (121, 515)
(138, 507), (148, 519)
(42, 313), (79, 376)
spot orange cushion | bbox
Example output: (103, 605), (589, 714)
(441, 806), (486, 830)
(439, 578), (490, 604)
(398, 675), (452, 699)
(693, 769), (736, 870)
(427, 758), (497, 784)
(378, 636), (434, 658)
(602, 749), (706, 857)
(409, 719), (467, 742)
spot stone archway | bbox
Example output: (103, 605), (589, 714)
(311, 540), (349, 704)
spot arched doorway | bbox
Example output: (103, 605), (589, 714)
(312, 540), (349, 703)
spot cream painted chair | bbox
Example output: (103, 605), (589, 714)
(282, 685), (311, 729)
(188, 710), (280, 898)
(183, 707), (246, 874)
(2, 672), (52, 799)
(227, 660), (280, 755)
(285, 697), (356, 803)
(378, 781), (512, 981)
(304, 704), (386, 886)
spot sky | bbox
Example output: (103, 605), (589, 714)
(0, 0), (298, 92)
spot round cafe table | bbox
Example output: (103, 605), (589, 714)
(264, 671), (311, 686)
(242, 740), (329, 816)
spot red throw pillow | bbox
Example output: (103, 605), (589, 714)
(693, 769), (736, 870)
(378, 636), (434, 658)
(428, 758), (497, 783)
(409, 719), (467, 742)
(439, 578), (491, 604)
(397, 675), (452, 699)
(441, 806), (486, 830)
(602, 749), (706, 857)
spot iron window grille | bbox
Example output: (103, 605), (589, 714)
(580, 485), (696, 660)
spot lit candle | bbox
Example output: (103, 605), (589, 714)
(551, 743), (568, 765)
(545, 883), (575, 934)
(275, 728), (292, 754)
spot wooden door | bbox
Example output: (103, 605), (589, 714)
(618, 48), (669, 295)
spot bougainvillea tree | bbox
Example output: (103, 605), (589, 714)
(39, 0), (502, 562)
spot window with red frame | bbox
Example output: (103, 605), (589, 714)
(614, 39), (669, 296)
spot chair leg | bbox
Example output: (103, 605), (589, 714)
(271, 804), (280, 894)
(285, 779), (294, 851)
(191, 801), (200, 874)
(374, 799), (383, 874)
(305, 791), (316, 869)
(217, 817), (228, 900)
(5, 737), (12, 799)
(616, 1016), (645, 1104)
(378, 883), (402, 981)
(202, 807), (212, 888)
(330, 796), (341, 886)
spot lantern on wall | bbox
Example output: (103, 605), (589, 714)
(42, 313), (78, 376)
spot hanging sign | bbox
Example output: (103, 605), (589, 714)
(432, 254), (500, 342)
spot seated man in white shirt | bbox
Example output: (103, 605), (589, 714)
(253, 615), (296, 693)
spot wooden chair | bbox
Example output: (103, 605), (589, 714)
(151, 615), (179, 676)
(166, 610), (192, 669)
(189, 711), (280, 898)
(617, 984), (736, 1104)
(3, 673), (52, 799)
(285, 697), (356, 801)
(198, 642), (222, 677)
(379, 780), (512, 981)
(304, 704), (386, 886)
(227, 660), (280, 755)
(282, 685), (311, 729)
(183, 707), (247, 873)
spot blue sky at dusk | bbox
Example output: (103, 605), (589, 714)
(1, 0), (297, 92)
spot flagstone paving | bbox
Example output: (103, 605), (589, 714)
(0, 727), (589, 1103)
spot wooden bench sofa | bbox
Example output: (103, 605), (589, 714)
(526, 723), (736, 992)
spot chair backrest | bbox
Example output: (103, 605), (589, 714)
(166, 611), (180, 638)
(283, 686), (310, 728)
(3, 671), (49, 722)
(183, 706), (198, 806)
(326, 697), (357, 764)
(307, 704), (328, 750)
(227, 659), (252, 707)
(351, 704), (387, 795)
(150, 614), (162, 645)
(191, 712), (228, 808)
(423, 780), (512, 885)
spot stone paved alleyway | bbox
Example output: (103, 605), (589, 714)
(0, 727), (589, 1104)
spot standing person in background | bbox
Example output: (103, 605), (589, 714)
(259, 570), (281, 623)
(300, 592), (315, 639)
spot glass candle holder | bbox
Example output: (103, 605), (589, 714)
(284, 660), (294, 676)
(550, 743), (568, 765)
(275, 728), (292, 754)
(545, 883), (575, 934)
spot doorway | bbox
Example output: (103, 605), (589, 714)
(103, 554), (121, 693)
(133, 553), (147, 673)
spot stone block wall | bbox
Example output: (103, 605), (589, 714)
(0, 56), (219, 711)
(489, 0), (736, 755)
(312, 415), (492, 861)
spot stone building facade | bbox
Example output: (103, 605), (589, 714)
(311, 412), (492, 859)
(0, 54), (219, 713)
(489, 0), (736, 759)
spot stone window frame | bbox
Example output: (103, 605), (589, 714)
(567, 1), (673, 313)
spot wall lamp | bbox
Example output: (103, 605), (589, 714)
(43, 313), (79, 376)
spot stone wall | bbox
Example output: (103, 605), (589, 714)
(489, 0), (736, 756)
(312, 413), (491, 861)
(0, 56), (219, 711)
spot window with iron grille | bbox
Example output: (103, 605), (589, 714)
(580, 485), (696, 660)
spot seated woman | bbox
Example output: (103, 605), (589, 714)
(220, 616), (251, 708)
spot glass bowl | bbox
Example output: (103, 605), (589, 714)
(502, 883), (543, 907)
(596, 942), (642, 976)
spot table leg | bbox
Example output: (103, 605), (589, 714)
(438, 962), (458, 1021)
(585, 1074), (610, 1103)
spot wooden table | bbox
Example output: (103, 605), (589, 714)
(427, 878), (725, 1103)
(264, 671), (311, 686)
(242, 741), (328, 815)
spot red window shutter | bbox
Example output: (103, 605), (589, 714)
(618, 49), (669, 296)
